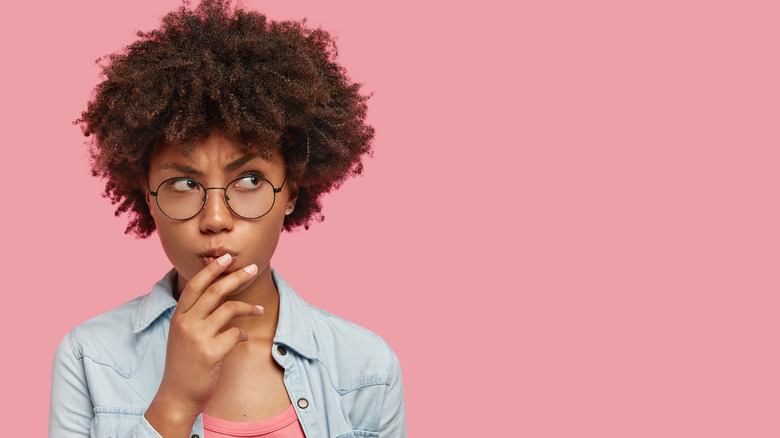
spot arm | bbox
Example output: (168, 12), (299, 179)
(379, 344), (407, 437)
(50, 332), (165, 438)
(49, 332), (93, 437)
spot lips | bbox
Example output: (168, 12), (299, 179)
(198, 248), (237, 266)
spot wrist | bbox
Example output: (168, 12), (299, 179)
(145, 391), (200, 437)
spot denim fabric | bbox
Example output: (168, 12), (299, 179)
(50, 269), (406, 437)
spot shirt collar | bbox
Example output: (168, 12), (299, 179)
(272, 269), (318, 360)
(133, 269), (178, 334)
(132, 268), (318, 360)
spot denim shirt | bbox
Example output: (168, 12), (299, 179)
(50, 269), (406, 437)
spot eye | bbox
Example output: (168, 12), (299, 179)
(233, 175), (266, 191)
(165, 178), (200, 192)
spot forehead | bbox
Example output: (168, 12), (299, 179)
(149, 134), (282, 168)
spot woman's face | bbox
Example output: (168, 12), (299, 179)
(145, 133), (296, 293)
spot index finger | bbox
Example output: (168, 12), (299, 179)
(175, 253), (233, 312)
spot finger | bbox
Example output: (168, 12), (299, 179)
(197, 326), (249, 365)
(204, 301), (264, 334)
(176, 253), (234, 312)
(187, 263), (259, 318)
(212, 326), (252, 357)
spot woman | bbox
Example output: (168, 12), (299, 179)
(49, 1), (406, 436)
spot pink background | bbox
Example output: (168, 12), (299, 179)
(1, 0), (779, 436)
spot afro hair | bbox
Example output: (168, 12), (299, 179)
(78, 0), (374, 237)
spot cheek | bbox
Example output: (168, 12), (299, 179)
(238, 221), (285, 266)
(245, 222), (282, 253)
(155, 224), (192, 269)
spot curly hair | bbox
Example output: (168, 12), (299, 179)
(78, 0), (373, 237)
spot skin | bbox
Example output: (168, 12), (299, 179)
(143, 133), (298, 435)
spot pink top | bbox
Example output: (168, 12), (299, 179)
(202, 405), (306, 438)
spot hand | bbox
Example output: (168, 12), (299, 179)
(144, 254), (262, 435)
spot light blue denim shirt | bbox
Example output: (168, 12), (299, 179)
(50, 269), (406, 437)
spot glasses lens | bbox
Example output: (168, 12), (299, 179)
(226, 175), (276, 218)
(156, 178), (205, 220)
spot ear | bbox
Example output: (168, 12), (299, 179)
(141, 177), (156, 219)
(285, 180), (299, 216)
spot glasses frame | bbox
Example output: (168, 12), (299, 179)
(148, 173), (287, 221)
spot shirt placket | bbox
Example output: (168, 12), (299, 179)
(274, 344), (321, 437)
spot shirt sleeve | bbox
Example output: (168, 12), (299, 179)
(49, 331), (165, 438)
(132, 417), (166, 438)
(378, 343), (407, 437)
(49, 331), (94, 437)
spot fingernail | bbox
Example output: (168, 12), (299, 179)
(217, 253), (232, 265)
(255, 305), (264, 312)
(244, 264), (258, 274)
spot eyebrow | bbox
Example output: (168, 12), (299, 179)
(160, 153), (263, 175)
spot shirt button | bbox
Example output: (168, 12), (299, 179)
(297, 398), (309, 409)
(191, 435), (200, 438)
(277, 346), (287, 356)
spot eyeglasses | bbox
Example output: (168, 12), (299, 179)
(148, 174), (287, 220)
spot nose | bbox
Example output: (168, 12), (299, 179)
(199, 188), (234, 233)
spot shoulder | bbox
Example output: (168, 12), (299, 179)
(61, 270), (177, 375)
(74, 295), (144, 336)
(64, 294), (164, 377)
(271, 270), (403, 392)
(303, 302), (402, 391)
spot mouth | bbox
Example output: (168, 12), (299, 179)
(198, 248), (238, 266)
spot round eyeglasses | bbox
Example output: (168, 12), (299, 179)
(148, 174), (287, 220)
